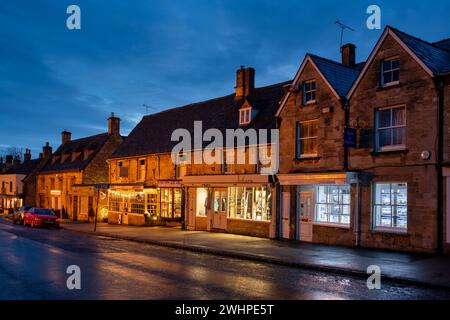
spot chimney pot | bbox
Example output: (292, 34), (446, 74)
(24, 149), (32, 162)
(108, 113), (121, 135)
(61, 130), (72, 144)
(341, 43), (356, 66)
(43, 142), (52, 158)
(235, 66), (255, 100)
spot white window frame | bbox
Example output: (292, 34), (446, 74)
(296, 119), (319, 159)
(375, 105), (406, 152)
(303, 80), (317, 104)
(314, 184), (351, 227)
(381, 57), (400, 87)
(239, 108), (252, 125)
(372, 182), (408, 233)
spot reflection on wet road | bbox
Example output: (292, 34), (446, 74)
(1, 220), (449, 300)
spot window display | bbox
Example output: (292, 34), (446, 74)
(315, 185), (350, 225)
(228, 187), (271, 221)
(373, 183), (407, 230)
(196, 188), (208, 216)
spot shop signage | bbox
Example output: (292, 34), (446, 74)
(50, 190), (61, 196)
(158, 181), (182, 188)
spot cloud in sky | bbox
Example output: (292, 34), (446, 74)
(1, 0), (450, 157)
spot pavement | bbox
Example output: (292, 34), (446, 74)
(2, 214), (450, 290)
(46, 220), (450, 290)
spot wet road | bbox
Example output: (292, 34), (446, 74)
(1, 219), (450, 300)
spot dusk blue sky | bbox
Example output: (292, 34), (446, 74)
(1, 0), (450, 157)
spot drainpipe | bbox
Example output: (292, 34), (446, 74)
(355, 179), (361, 247)
(341, 97), (350, 172)
(434, 76), (445, 253)
(275, 116), (282, 239)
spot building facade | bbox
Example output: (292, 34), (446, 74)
(276, 26), (450, 253)
(107, 67), (288, 238)
(36, 114), (123, 221)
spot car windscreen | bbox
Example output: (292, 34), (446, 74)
(34, 209), (55, 216)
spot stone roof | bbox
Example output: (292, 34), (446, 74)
(111, 81), (290, 158)
(41, 133), (110, 172)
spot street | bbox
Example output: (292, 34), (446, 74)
(1, 219), (450, 300)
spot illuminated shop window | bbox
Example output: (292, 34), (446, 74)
(196, 188), (208, 217)
(315, 185), (351, 226)
(373, 183), (407, 231)
(227, 187), (271, 222)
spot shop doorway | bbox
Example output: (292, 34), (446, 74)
(212, 188), (227, 230)
(298, 192), (314, 242)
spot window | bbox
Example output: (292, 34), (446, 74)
(239, 108), (251, 125)
(213, 190), (227, 212)
(138, 159), (146, 181)
(376, 106), (406, 151)
(118, 161), (128, 178)
(296, 120), (318, 158)
(9, 181), (13, 193)
(196, 188), (208, 217)
(130, 194), (145, 214)
(303, 80), (316, 104)
(228, 187), (271, 221)
(160, 188), (182, 219)
(315, 185), (351, 226)
(381, 58), (400, 86)
(373, 183), (408, 231)
(109, 195), (121, 212)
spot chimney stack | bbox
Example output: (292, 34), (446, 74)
(24, 149), (32, 162)
(61, 130), (72, 145)
(5, 155), (13, 165)
(341, 43), (356, 67)
(43, 142), (53, 158)
(235, 66), (255, 100)
(108, 112), (121, 135)
(14, 155), (21, 166)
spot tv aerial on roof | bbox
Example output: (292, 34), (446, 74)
(335, 20), (355, 52)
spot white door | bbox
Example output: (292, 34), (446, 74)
(212, 189), (227, 230)
(282, 192), (291, 239)
(299, 192), (314, 242)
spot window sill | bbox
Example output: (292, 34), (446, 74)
(377, 82), (401, 91)
(314, 223), (350, 230)
(371, 228), (409, 236)
(295, 156), (321, 161)
(371, 148), (409, 156)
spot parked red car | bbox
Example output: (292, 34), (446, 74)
(23, 208), (60, 229)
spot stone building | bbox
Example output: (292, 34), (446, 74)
(36, 114), (123, 221)
(347, 26), (450, 253)
(276, 26), (450, 253)
(107, 66), (289, 238)
(275, 46), (363, 244)
(0, 148), (50, 211)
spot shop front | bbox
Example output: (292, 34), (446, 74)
(107, 181), (183, 226)
(183, 175), (276, 238)
(278, 172), (360, 246)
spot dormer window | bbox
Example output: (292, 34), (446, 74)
(303, 80), (316, 104)
(239, 108), (252, 125)
(381, 57), (400, 87)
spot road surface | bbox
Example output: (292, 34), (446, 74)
(1, 218), (449, 300)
